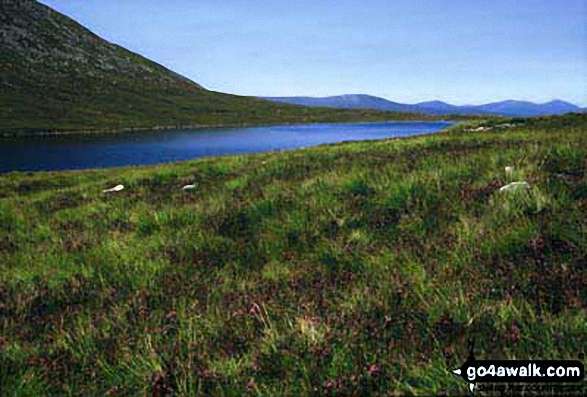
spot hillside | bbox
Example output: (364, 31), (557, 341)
(0, 1), (428, 135)
(262, 95), (582, 117)
(1, 114), (585, 395)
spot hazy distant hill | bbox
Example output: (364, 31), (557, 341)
(263, 95), (581, 117)
(261, 94), (418, 113)
(0, 1), (426, 135)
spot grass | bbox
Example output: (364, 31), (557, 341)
(0, 114), (586, 395)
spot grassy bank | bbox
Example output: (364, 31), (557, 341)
(1, 114), (586, 395)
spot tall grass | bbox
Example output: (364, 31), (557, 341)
(0, 114), (586, 395)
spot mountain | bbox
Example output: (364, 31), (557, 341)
(475, 100), (580, 117)
(262, 96), (582, 117)
(0, 1), (425, 135)
(262, 95), (487, 115)
(535, 100), (581, 114)
(261, 94), (419, 113)
(413, 101), (485, 115)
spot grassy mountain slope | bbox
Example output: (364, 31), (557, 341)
(1, 114), (585, 395)
(0, 1), (429, 135)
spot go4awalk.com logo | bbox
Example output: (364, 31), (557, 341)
(452, 342), (585, 394)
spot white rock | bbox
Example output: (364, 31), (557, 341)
(103, 184), (124, 193)
(182, 184), (196, 190)
(505, 166), (514, 174)
(499, 181), (529, 192)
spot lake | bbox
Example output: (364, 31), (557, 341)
(0, 121), (453, 172)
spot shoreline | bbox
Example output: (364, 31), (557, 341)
(0, 118), (461, 139)
(0, 121), (460, 174)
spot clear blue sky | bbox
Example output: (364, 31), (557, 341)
(40, 0), (587, 106)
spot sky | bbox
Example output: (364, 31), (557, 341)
(39, 0), (587, 106)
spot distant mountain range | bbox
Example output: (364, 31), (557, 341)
(261, 95), (585, 117)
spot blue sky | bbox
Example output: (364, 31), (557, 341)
(40, 0), (587, 106)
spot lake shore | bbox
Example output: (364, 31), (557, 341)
(0, 115), (466, 138)
(0, 121), (454, 173)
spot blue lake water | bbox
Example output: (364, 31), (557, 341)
(0, 121), (453, 172)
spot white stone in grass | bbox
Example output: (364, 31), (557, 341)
(499, 181), (529, 192)
(505, 166), (515, 174)
(103, 184), (124, 193)
(182, 184), (197, 190)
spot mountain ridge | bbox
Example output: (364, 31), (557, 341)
(262, 95), (582, 117)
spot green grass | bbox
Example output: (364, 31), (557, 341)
(1, 114), (586, 396)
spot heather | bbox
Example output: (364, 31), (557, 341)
(0, 114), (586, 395)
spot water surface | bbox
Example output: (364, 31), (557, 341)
(0, 121), (452, 172)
